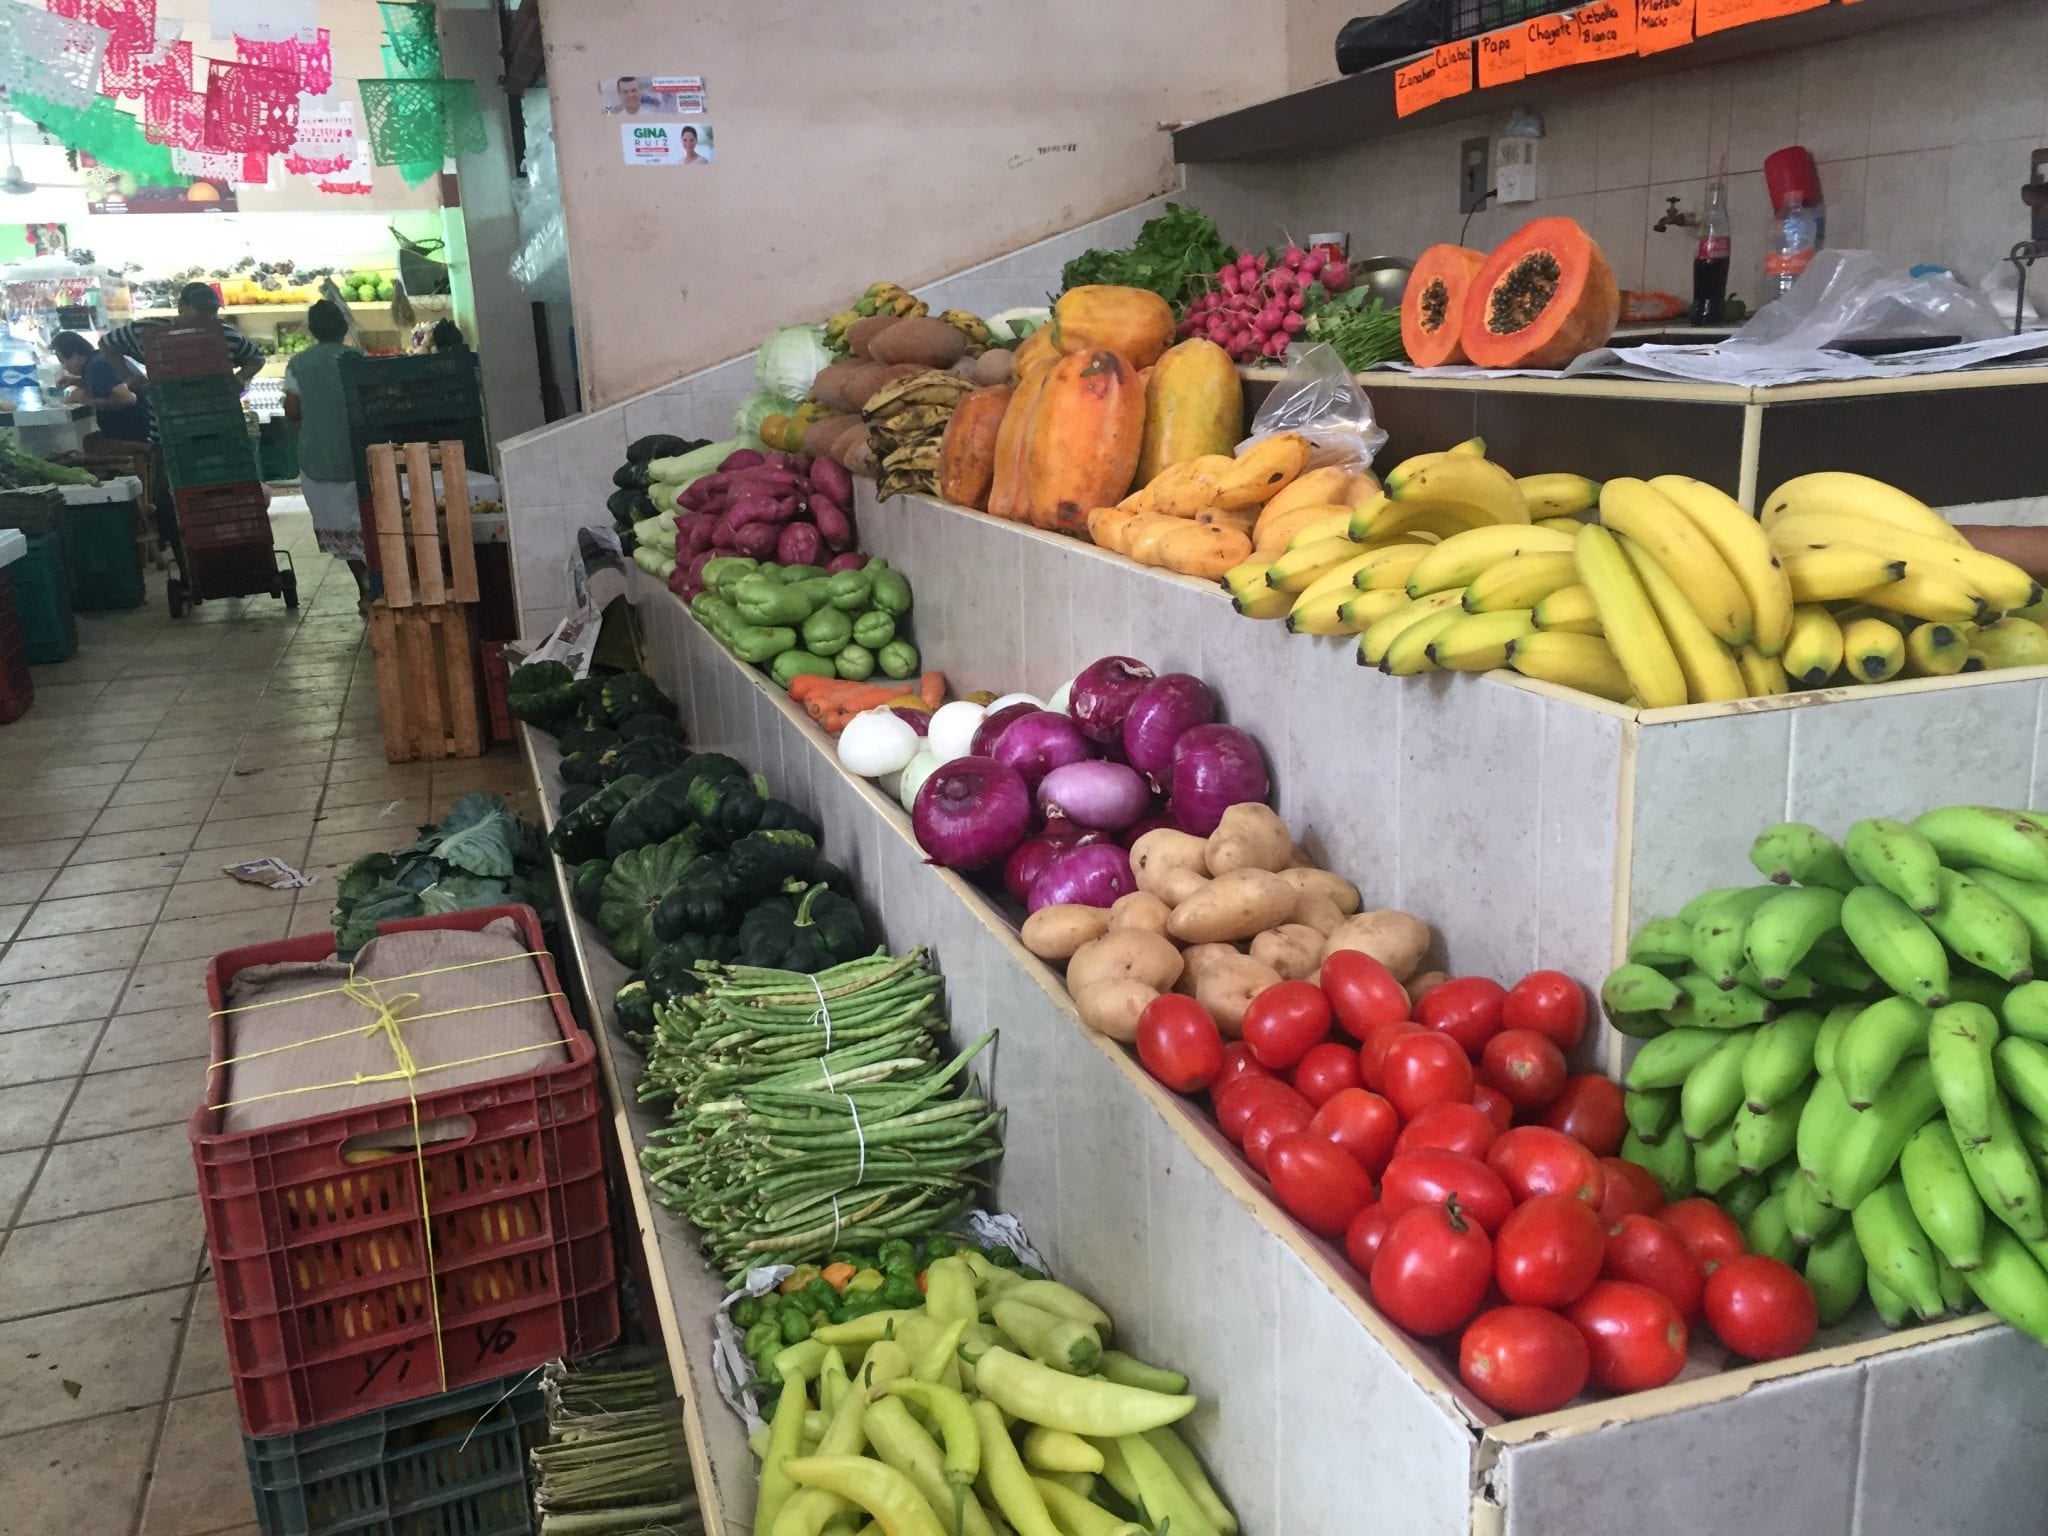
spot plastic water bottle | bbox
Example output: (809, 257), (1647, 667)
(0, 333), (40, 410)
(1764, 198), (1819, 302)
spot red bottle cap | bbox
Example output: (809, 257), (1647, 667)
(1764, 146), (1821, 212)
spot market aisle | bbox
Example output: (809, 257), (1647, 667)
(0, 509), (538, 1535)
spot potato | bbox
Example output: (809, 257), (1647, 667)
(1278, 866), (1361, 916)
(1290, 892), (1346, 936)
(1125, 513), (1185, 568)
(1021, 904), (1112, 961)
(1086, 505), (1147, 556)
(1406, 969), (1451, 1006)
(1107, 891), (1172, 936)
(1322, 909), (1431, 981)
(1132, 828), (1210, 897)
(1205, 803), (1294, 876)
(1168, 869), (1295, 944)
(1194, 956), (1283, 1038)
(845, 315), (900, 360)
(1066, 930), (1184, 996)
(1251, 923), (1325, 980)
(871, 316), (970, 368)
(1075, 979), (1156, 1042)
(1286, 842), (1316, 869)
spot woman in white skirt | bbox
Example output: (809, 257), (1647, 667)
(282, 301), (367, 595)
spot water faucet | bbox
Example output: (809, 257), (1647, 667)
(1653, 196), (1698, 233)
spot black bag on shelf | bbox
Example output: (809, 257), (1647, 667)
(1335, 0), (1441, 74)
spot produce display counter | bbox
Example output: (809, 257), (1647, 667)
(582, 542), (2048, 1535)
(1240, 364), (2048, 512)
(517, 723), (759, 1536)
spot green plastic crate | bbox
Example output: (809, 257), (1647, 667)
(12, 531), (77, 664)
(163, 423), (260, 491)
(258, 423), (300, 483)
(153, 373), (247, 437)
(63, 500), (144, 610)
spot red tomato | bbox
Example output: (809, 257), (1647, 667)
(1135, 994), (1226, 1094)
(1321, 949), (1411, 1041)
(1381, 1032), (1475, 1121)
(1371, 1199), (1493, 1336)
(1458, 1305), (1590, 1417)
(1241, 980), (1334, 1071)
(1242, 1098), (1314, 1176)
(1702, 1255), (1817, 1360)
(1344, 1202), (1390, 1274)
(1291, 1041), (1362, 1107)
(1487, 1126), (1602, 1206)
(1602, 1213), (1705, 1323)
(1503, 969), (1588, 1051)
(1415, 975), (1507, 1057)
(1358, 1019), (1421, 1093)
(1597, 1157), (1665, 1223)
(1478, 1028), (1568, 1112)
(1214, 1077), (1307, 1144)
(1268, 1132), (1375, 1236)
(1494, 1193), (1606, 1308)
(1542, 1075), (1626, 1157)
(1395, 1100), (1499, 1160)
(1659, 1197), (1747, 1276)
(1309, 1087), (1401, 1179)
(1565, 1280), (1689, 1393)
(1212, 1042), (1273, 1099)
(1378, 1149), (1514, 1235)
(1471, 1082), (1515, 1133)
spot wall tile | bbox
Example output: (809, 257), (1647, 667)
(1946, 136), (2045, 286)
(1796, 38), (1875, 165)
(1535, 699), (1628, 1065)
(1282, 638), (1400, 891)
(1787, 682), (2041, 828)
(1644, 179), (1709, 301)
(987, 976), (1062, 1268)
(1862, 149), (1954, 270)
(519, 605), (564, 645)
(1648, 74), (1715, 187)
(1713, 53), (1804, 177)
(497, 436), (562, 513)
(1595, 82), (1655, 192)
(1631, 706), (1793, 928)
(1867, 9), (2044, 158)
(1053, 1040), (1151, 1303)
(1590, 185), (1651, 291)
(1536, 100), (1600, 202)
(1817, 157), (1869, 255)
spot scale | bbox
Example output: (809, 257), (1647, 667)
(2009, 147), (2048, 334)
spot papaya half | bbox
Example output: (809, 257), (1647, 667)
(1401, 244), (1487, 367)
(1136, 337), (1243, 485)
(1459, 217), (1620, 370)
(1021, 348), (1145, 539)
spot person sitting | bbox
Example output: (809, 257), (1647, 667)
(52, 329), (152, 447)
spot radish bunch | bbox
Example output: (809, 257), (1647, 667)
(1177, 245), (1354, 362)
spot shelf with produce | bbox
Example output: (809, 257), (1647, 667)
(616, 554), (2048, 1534)
(515, 721), (757, 1536)
(1169, 0), (1989, 165)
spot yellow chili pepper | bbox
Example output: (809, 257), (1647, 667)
(781, 1457), (947, 1536)
(1022, 1425), (1103, 1475)
(863, 1396), (999, 1536)
(970, 1398), (1062, 1536)
(972, 1347), (1195, 1438)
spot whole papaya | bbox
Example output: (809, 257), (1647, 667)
(1136, 338), (1244, 484)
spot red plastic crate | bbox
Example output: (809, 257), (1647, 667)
(191, 906), (619, 1438)
(142, 319), (234, 380)
(176, 482), (272, 553)
(0, 569), (33, 724)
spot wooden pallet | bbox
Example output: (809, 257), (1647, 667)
(366, 601), (482, 763)
(366, 440), (480, 608)
(363, 441), (484, 762)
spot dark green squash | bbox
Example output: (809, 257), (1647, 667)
(606, 774), (704, 861)
(557, 782), (598, 818)
(596, 835), (701, 968)
(571, 857), (611, 919)
(735, 883), (870, 973)
(507, 660), (578, 729)
(598, 735), (689, 785)
(644, 932), (733, 1001)
(572, 675), (614, 725)
(688, 773), (819, 847)
(556, 722), (618, 760)
(601, 672), (674, 723)
(548, 774), (646, 864)
(652, 853), (734, 940)
(724, 829), (820, 903)
(614, 976), (657, 1036)
(616, 712), (686, 743)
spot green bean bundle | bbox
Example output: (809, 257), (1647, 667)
(638, 949), (1003, 1274)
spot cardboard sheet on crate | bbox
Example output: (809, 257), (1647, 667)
(217, 917), (569, 1133)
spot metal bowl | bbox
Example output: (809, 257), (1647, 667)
(1350, 257), (1412, 307)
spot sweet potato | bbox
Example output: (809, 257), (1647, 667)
(972, 349), (1017, 387)
(1321, 909), (1431, 981)
(1066, 931), (1184, 996)
(1021, 904), (1112, 962)
(803, 413), (863, 459)
(1169, 869), (1295, 945)
(1076, 979), (1157, 1042)
(810, 361), (866, 413)
(845, 315), (900, 360)
(1278, 866), (1361, 915)
(1251, 924), (1325, 980)
(1107, 891), (1173, 936)
(871, 316), (970, 368)
(1205, 804), (1294, 876)
(1194, 955), (1283, 1037)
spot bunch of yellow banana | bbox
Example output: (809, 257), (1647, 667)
(939, 309), (991, 346)
(863, 369), (975, 501)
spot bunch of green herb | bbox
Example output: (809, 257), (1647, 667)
(329, 791), (559, 953)
(1302, 286), (1407, 372)
(1059, 202), (1235, 310)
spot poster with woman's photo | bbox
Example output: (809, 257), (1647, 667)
(620, 120), (715, 167)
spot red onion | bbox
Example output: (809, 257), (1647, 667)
(1122, 674), (1219, 784)
(1069, 656), (1156, 744)
(1036, 760), (1151, 832)
(912, 756), (1031, 871)
(1003, 830), (1103, 905)
(1027, 843), (1137, 912)
(1169, 724), (1270, 836)
(889, 706), (930, 735)
(1120, 811), (1175, 847)
(972, 702), (1041, 758)
(991, 711), (1093, 791)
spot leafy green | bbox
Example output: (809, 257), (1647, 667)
(330, 793), (557, 955)
(412, 792), (521, 878)
(1058, 203), (1235, 310)
(1301, 288), (1407, 372)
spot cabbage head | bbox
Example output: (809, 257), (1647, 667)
(735, 389), (802, 441)
(755, 324), (833, 399)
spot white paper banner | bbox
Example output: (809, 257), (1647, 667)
(209, 0), (316, 42)
(286, 95), (354, 174)
(171, 147), (241, 179)
(316, 132), (375, 195)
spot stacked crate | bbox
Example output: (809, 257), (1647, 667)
(145, 322), (271, 604)
(0, 528), (33, 721)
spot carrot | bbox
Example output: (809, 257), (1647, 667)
(827, 683), (912, 715)
(788, 673), (840, 704)
(919, 671), (945, 710)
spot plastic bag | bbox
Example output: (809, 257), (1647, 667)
(1728, 249), (2008, 354)
(1238, 341), (1387, 470)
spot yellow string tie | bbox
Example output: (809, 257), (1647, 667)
(208, 949), (570, 1394)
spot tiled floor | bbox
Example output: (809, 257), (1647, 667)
(0, 511), (538, 1534)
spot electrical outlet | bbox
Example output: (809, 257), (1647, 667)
(1496, 137), (1539, 205)
(1459, 137), (1491, 215)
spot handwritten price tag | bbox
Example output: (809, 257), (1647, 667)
(1524, 11), (1583, 73)
(1434, 39), (1476, 103)
(1637, 0), (1696, 54)
(1393, 54), (1441, 117)
(1575, 0), (1636, 62)
(1477, 26), (1526, 87)
(1695, 0), (1829, 36)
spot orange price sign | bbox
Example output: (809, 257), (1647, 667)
(1636, 0), (1696, 54)
(1695, 0), (1828, 35)
(1434, 39), (1476, 103)
(1393, 54), (1442, 118)
(1477, 26), (1526, 88)
(1523, 10), (1584, 73)
(1575, 0), (1637, 61)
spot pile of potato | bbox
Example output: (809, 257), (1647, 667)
(1020, 803), (1437, 1039)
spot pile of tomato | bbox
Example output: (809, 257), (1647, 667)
(1134, 952), (1819, 1416)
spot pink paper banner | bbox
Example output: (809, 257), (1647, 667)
(203, 57), (299, 154)
(233, 29), (332, 95)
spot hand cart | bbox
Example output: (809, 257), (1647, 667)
(166, 481), (296, 618)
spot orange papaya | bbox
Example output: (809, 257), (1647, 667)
(1136, 338), (1243, 485)
(1012, 327), (1060, 379)
(1050, 285), (1176, 369)
(1460, 218), (1620, 370)
(985, 365), (1054, 523)
(936, 384), (1012, 511)
(1022, 348), (1145, 539)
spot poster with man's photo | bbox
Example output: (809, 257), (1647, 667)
(600, 74), (706, 117)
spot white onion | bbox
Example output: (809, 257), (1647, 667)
(838, 709), (920, 779)
(987, 691), (1045, 715)
(897, 749), (941, 809)
(926, 700), (988, 763)
(1048, 679), (1075, 715)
